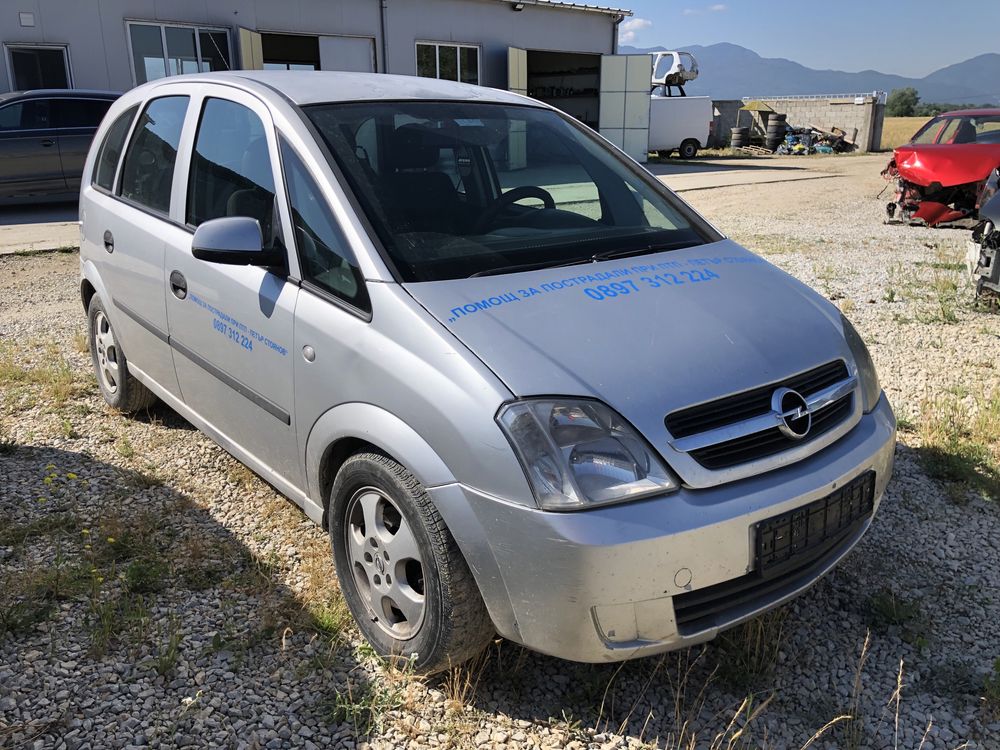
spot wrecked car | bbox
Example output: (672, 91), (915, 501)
(967, 172), (1000, 307)
(882, 109), (1000, 227)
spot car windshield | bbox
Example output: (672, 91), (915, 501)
(305, 101), (712, 282)
(911, 114), (1000, 145)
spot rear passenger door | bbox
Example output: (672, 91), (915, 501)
(0, 98), (66, 197)
(86, 95), (189, 398)
(164, 90), (301, 488)
(51, 98), (115, 191)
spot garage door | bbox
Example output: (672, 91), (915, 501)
(319, 36), (376, 73)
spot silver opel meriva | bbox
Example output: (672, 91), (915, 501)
(79, 71), (895, 672)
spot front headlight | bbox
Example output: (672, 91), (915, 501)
(841, 314), (881, 413)
(497, 399), (680, 511)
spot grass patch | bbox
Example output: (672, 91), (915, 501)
(124, 558), (169, 594)
(919, 391), (1000, 499)
(0, 342), (85, 407)
(115, 436), (135, 459)
(153, 616), (183, 676)
(865, 588), (928, 647)
(714, 609), (787, 692)
(0, 562), (91, 637)
(323, 657), (415, 737)
(983, 658), (1000, 719)
(0, 512), (78, 547)
(87, 590), (152, 658)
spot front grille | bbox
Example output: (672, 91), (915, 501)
(673, 471), (875, 634)
(689, 395), (852, 470)
(666, 360), (848, 439)
(665, 360), (853, 470)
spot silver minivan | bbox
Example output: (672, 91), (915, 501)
(79, 71), (895, 672)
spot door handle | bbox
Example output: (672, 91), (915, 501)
(40, 139), (54, 147)
(102, 230), (114, 253)
(169, 270), (187, 300)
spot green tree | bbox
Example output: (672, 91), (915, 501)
(886, 87), (920, 117)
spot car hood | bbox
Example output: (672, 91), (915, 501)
(404, 240), (853, 434)
(892, 143), (1000, 187)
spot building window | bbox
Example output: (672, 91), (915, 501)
(127, 22), (231, 85)
(5, 45), (71, 89)
(416, 43), (479, 85)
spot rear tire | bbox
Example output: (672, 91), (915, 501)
(87, 296), (157, 414)
(329, 452), (494, 673)
(679, 139), (699, 159)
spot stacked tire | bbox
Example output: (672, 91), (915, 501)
(765, 113), (787, 152)
(730, 126), (749, 149)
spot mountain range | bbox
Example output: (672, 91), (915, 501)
(620, 42), (1000, 104)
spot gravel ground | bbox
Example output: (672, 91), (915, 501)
(2, 154), (999, 750)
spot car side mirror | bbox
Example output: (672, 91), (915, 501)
(191, 216), (283, 266)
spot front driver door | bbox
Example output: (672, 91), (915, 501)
(0, 98), (66, 197)
(163, 89), (301, 488)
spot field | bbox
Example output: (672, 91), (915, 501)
(880, 116), (930, 150)
(2, 154), (1000, 749)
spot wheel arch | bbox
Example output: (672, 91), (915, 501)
(306, 402), (457, 528)
(80, 259), (114, 320)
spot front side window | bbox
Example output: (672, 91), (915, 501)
(93, 105), (138, 191)
(128, 23), (231, 85)
(280, 138), (368, 311)
(187, 98), (276, 243)
(118, 96), (189, 214)
(416, 43), (479, 85)
(0, 99), (50, 131)
(305, 101), (711, 282)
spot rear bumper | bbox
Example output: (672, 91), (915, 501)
(430, 395), (895, 663)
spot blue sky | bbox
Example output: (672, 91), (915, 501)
(617, 1), (1000, 78)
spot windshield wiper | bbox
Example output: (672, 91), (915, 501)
(588, 240), (700, 262)
(468, 240), (700, 278)
(469, 257), (591, 278)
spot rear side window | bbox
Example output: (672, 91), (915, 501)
(280, 138), (369, 312)
(118, 96), (189, 215)
(93, 105), (139, 191)
(186, 98), (277, 242)
(51, 98), (114, 129)
(0, 100), (51, 131)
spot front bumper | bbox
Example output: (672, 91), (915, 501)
(431, 395), (896, 663)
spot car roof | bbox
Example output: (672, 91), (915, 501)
(0, 89), (120, 103)
(934, 108), (1000, 117)
(143, 71), (543, 108)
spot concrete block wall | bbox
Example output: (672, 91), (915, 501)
(711, 94), (886, 152)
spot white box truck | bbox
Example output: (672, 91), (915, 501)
(647, 93), (714, 159)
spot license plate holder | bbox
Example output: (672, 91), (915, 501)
(755, 471), (875, 579)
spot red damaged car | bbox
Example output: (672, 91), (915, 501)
(882, 109), (1000, 227)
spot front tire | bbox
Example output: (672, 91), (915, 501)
(87, 296), (157, 414)
(329, 452), (494, 673)
(679, 139), (699, 159)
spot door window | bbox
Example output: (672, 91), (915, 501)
(118, 96), (189, 214)
(186, 98), (277, 243)
(280, 138), (368, 312)
(0, 100), (51, 131)
(93, 105), (139, 191)
(8, 47), (69, 89)
(51, 99), (113, 129)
